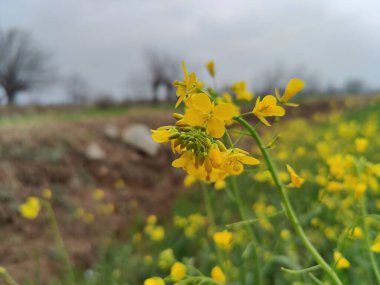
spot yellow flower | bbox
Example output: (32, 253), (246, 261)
(252, 95), (285, 126)
(286, 165), (304, 188)
(213, 230), (233, 251)
(170, 262), (187, 281)
(92, 189), (105, 201)
(334, 251), (350, 269)
(216, 92), (240, 125)
(355, 138), (368, 153)
(144, 277), (165, 285)
(150, 226), (165, 241)
(231, 81), (254, 101)
(133, 233), (142, 243)
(158, 248), (176, 270)
(114, 178), (125, 189)
(83, 212), (94, 224)
(327, 181), (343, 192)
(147, 214), (157, 225)
(276, 78), (305, 106)
(206, 60), (215, 77)
(354, 183), (366, 199)
(371, 235), (380, 252)
(151, 126), (178, 144)
(0, 266), (6, 274)
(280, 229), (291, 240)
(349, 227), (363, 239)
(42, 188), (52, 199)
(211, 266), (226, 284)
(19, 197), (41, 219)
(221, 148), (260, 175)
(173, 61), (204, 108)
(144, 255), (153, 265)
(184, 93), (236, 138)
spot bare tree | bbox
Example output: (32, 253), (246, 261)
(0, 29), (52, 105)
(344, 79), (366, 94)
(145, 50), (179, 103)
(65, 74), (91, 105)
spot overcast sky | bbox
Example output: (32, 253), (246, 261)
(0, 0), (379, 104)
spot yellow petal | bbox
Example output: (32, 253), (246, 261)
(213, 103), (236, 121)
(272, 105), (285, 116)
(282, 78), (305, 102)
(175, 96), (183, 108)
(252, 97), (261, 114)
(240, 155), (260, 165)
(334, 251), (350, 269)
(172, 157), (186, 168)
(191, 93), (212, 113)
(257, 115), (271, 127)
(207, 117), (225, 138)
(371, 239), (380, 252)
(261, 95), (277, 106)
(184, 108), (204, 126)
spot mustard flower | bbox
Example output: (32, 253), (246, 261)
(184, 93), (236, 138)
(211, 266), (226, 284)
(213, 230), (233, 251)
(355, 138), (368, 153)
(334, 251), (350, 269)
(206, 60), (215, 77)
(276, 78), (305, 106)
(144, 277), (165, 285)
(231, 81), (254, 101)
(92, 189), (105, 201)
(158, 248), (176, 270)
(42, 188), (52, 199)
(151, 126), (176, 143)
(19, 197), (41, 220)
(286, 164), (305, 188)
(221, 148), (260, 175)
(252, 95), (285, 126)
(173, 61), (204, 108)
(170, 262), (187, 281)
(371, 235), (380, 252)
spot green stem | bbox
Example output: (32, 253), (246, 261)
(42, 201), (76, 285)
(235, 116), (343, 285)
(281, 265), (321, 274)
(202, 184), (216, 227)
(361, 195), (380, 284)
(201, 184), (226, 278)
(230, 176), (262, 285)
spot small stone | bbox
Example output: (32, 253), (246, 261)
(104, 124), (119, 139)
(85, 142), (106, 160)
(122, 124), (159, 156)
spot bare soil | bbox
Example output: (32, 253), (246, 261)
(0, 110), (183, 283)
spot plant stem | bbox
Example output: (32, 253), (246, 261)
(361, 195), (380, 284)
(230, 176), (262, 285)
(235, 116), (343, 285)
(42, 201), (76, 285)
(202, 184), (216, 227)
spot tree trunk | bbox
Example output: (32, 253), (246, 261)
(6, 90), (17, 105)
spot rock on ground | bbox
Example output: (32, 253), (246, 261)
(122, 124), (159, 156)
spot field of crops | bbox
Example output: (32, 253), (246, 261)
(1, 63), (380, 285)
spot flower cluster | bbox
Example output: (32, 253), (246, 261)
(152, 64), (264, 188)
